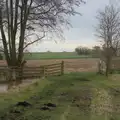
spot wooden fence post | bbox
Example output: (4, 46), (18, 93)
(61, 61), (64, 75)
(43, 66), (46, 77)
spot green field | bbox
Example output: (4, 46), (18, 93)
(2, 52), (93, 60)
(1, 73), (120, 120)
(23, 52), (92, 60)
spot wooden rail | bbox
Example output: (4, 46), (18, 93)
(0, 61), (64, 80)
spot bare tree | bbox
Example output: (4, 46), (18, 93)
(0, 0), (84, 80)
(96, 5), (120, 76)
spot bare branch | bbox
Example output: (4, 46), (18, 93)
(23, 32), (45, 50)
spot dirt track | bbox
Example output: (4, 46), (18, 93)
(0, 59), (99, 73)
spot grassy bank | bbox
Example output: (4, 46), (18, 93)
(0, 73), (120, 119)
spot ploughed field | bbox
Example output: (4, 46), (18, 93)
(0, 58), (99, 73)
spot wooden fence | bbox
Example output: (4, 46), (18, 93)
(0, 61), (64, 80)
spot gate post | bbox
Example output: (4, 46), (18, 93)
(61, 61), (64, 75)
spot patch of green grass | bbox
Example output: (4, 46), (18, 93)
(2, 52), (95, 60)
(1, 73), (120, 120)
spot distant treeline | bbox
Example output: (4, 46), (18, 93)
(75, 46), (101, 57)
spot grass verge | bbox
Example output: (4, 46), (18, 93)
(0, 73), (120, 120)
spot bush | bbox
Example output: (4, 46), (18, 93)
(75, 46), (91, 55)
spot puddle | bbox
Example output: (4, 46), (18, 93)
(0, 84), (8, 93)
(0, 79), (34, 93)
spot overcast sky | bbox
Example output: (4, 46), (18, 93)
(29, 0), (113, 52)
